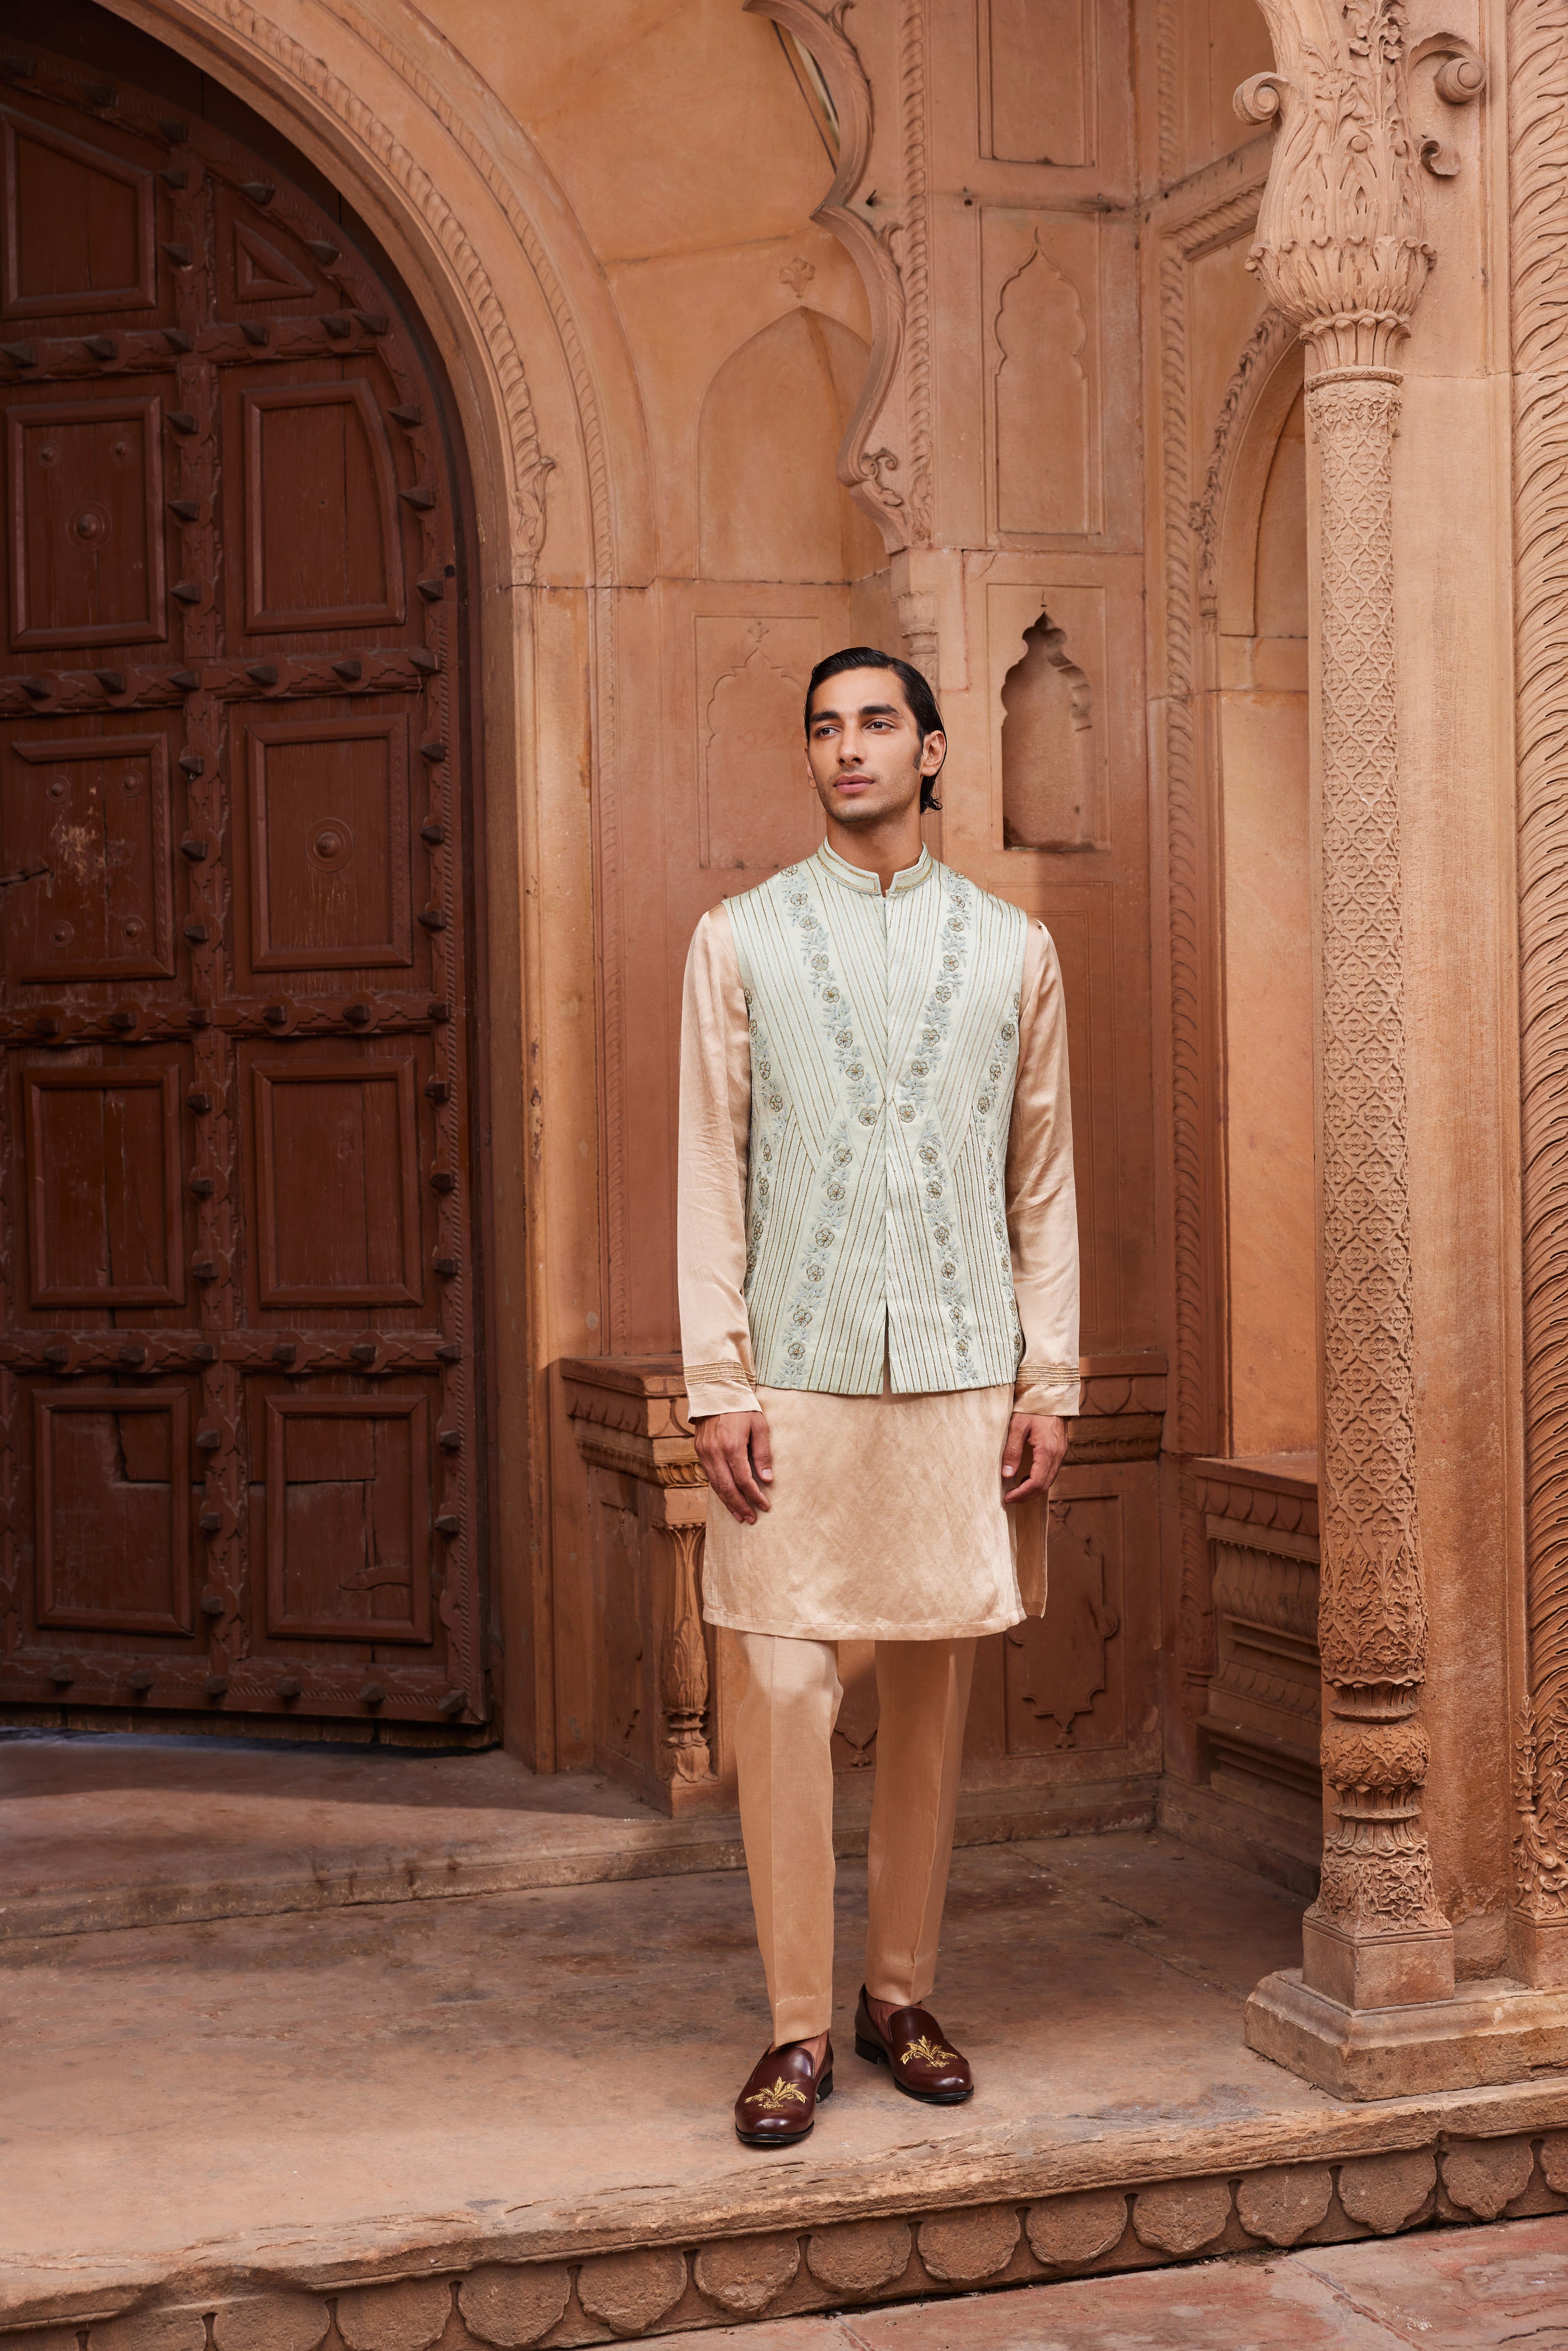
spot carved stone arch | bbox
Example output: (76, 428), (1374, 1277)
(1206, 330), (1313, 1462)
(697, 308), (882, 583)
(103, 0), (655, 590)
(1209, 325), (1305, 638)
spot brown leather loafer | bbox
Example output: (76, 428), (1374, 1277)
(733, 2037), (834, 2148)
(854, 1986), (973, 2102)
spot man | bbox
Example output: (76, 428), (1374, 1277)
(678, 646), (1079, 2148)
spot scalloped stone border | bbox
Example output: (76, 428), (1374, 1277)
(16, 2129), (1568, 2349)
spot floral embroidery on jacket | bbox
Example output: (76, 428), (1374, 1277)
(764, 865), (881, 1386)
(893, 872), (994, 1385)
(743, 991), (789, 1287)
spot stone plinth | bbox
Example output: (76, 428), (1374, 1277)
(1246, 1970), (1568, 2102)
(1193, 1453), (1322, 1863)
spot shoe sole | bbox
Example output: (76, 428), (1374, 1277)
(734, 2068), (834, 2147)
(855, 2031), (975, 2103)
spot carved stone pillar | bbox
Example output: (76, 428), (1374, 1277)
(654, 1522), (712, 1786)
(1236, 0), (1463, 2014)
(1300, 363), (1453, 2006)
(562, 1356), (734, 1815)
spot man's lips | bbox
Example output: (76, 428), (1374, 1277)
(835, 773), (873, 789)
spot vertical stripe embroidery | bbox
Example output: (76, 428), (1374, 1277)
(776, 864), (880, 1386)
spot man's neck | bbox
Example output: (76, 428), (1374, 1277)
(823, 814), (925, 896)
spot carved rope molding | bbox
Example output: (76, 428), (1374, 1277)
(1189, 306), (1295, 613)
(899, 0), (934, 543)
(1236, 0), (1479, 1955)
(1512, 0), (1568, 1921)
(1155, 0), (1182, 182)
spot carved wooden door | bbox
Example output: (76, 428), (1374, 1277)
(0, 46), (484, 1727)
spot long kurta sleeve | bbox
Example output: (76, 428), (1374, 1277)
(678, 904), (761, 1420)
(1007, 920), (1081, 1418)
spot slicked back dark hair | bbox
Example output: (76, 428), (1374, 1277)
(804, 645), (946, 813)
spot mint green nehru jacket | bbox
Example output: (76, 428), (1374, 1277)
(723, 841), (1029, 1396)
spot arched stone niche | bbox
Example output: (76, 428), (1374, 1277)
(984, 586), (1108, 856)
(698, 307), (880, 582)
(1213, 344), (1314, 1455)
(1000, 606), (1100, 850)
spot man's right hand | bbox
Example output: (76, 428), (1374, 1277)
(693, 1410), (774, 1525)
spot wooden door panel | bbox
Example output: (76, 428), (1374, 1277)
(236, 376), (404, 634)
(0, 46), (484, 1729)
(247, 1048), (425, 1312)
(25, 1058), (186, 1309)
(4, 727), (176, 985)
(264, 1391), (431, 1644)
(240, 706), (417, 980)
(6, 392), (168, 648)
(231, 222), (314, 307)
(36, 1384), (192, 1632)
(213, 181), (335, 319)
(0, 107), (157, 318)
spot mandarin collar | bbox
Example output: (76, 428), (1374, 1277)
(812, 840), (934, 899)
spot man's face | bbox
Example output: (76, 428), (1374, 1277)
(804, 668), (944, 827)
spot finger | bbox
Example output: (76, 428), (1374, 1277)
(1001, 1412), (1029, 1479)
(751, 1418), (774, 1484)
(705, 1453), (755, 1526)
(1038, 1428), (1069, 1489)
(1004, 1460), (1050, 1504)
(727, 1439), (771, 1516)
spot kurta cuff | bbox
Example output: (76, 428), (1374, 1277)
(1015, 1367), (1081, 1419)
(685, 1363), (763, 1421)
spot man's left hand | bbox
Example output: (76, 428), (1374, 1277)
(1001, 1412), (1069, 1504)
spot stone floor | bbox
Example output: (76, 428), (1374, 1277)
(647, 2214), (1568, 2348)
(0, 1728), (737, 1935)
(6, 1799), (1568, 2340)
(0, 1731), (1154, 1936)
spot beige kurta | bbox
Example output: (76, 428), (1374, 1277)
(678, 884), (1080, 1642)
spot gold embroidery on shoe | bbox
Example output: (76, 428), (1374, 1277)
(747, 2075), (809, 2110)
(899, 2036), (958, 2066)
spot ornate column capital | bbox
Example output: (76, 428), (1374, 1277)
(1236, 0), (1479, 371)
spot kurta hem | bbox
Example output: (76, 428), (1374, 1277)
(703, 1605), (1027, 1642)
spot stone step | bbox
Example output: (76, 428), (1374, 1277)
(0, 1733), (1155, 1938)
(3, 1827), (1567, 2343)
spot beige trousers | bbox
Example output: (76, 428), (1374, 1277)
(730, 1629), (977, 2044)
